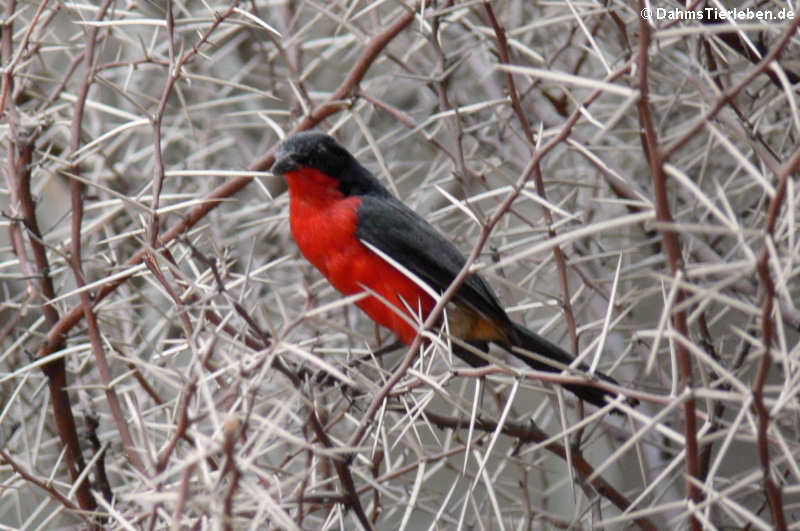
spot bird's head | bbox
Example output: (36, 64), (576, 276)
(271, 131), (389, 197)
(272, 132), (352, 177)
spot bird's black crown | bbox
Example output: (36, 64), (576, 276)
(272, 131), (389, 197)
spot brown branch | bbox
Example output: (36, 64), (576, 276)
(148, 1), (240, 248)
(85, 413), (113, 504)
(66, 0), (147, 477)
(702, 8), (800, 88)
(169, 462), (196, 531)
(483, 1), (578, 354)
(0, 447), (91, 524)
(356, 91), (455, 158)
(156, 377), (198, 473)
(428, 11), (472, 212)
(284, 1), (427, 142)
(1, 0), (96, 514)
(452, 366), (656, 407)
(482, 3), (535, 145)
(308, 403), (372, 530)
(635, 4), (701, 528)
(221, 418), (242, 531)
(661, 15), (800, 162)
(0, 0), (49, 120)
(750, 142), (800, 531)
(415, 408), (658, 531)
(11, 121), (55, 325)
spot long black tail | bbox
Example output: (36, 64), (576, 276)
(504, 322), (633, 410)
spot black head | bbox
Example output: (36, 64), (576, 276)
(271, 131), (390, 197)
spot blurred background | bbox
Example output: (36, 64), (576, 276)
(1, 1), (799, 528)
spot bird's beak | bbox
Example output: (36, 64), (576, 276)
(271, 153), (299, 175)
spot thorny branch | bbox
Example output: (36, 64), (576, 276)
(635, 4), (701, 528)
(2, 2), (799, 529)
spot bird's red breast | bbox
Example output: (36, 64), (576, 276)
(286, 167), (435, 344)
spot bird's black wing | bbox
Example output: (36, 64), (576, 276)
(356, 193), (632, 410)
(354, 193), (510, 327)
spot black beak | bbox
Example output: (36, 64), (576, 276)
(271, 153), (300, 175)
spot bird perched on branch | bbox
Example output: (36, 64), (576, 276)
(272, 131), (633, 410)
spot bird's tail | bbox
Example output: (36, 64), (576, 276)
(505, 322), (634, 410)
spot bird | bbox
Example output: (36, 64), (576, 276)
(271, 131), (632, 410)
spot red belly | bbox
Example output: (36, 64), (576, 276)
(288, 174), (434, 344)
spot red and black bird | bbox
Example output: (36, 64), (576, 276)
(272, 131), (630, 409)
